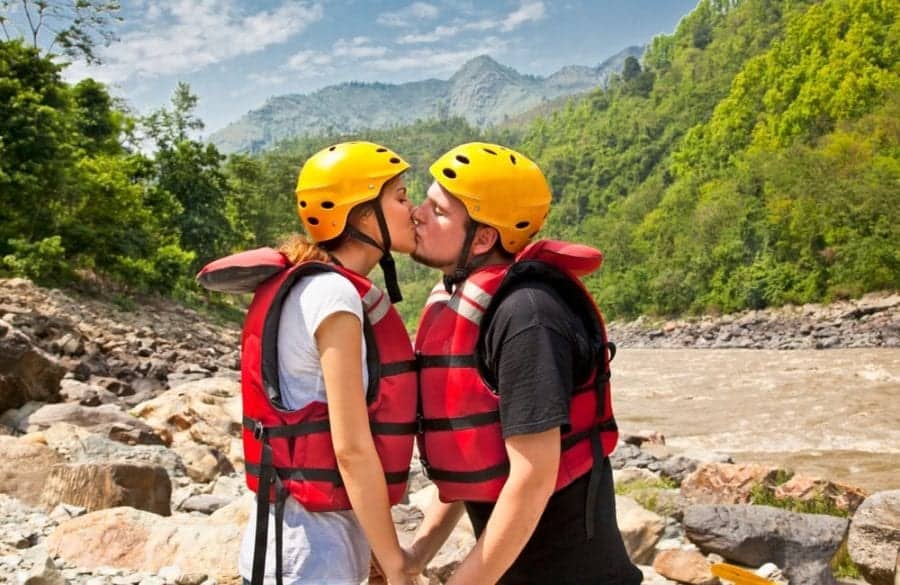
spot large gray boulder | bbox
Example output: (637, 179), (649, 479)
(684, 504), (848, 585)
(0, 319), (65, 413)
(848, 490), (900, 585)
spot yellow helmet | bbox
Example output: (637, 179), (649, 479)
(429, 142), (551, 253)
(296, 141), (410, 242)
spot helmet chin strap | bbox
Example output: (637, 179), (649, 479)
(442, 220), (487, 294)
(346, 202), (403, 303)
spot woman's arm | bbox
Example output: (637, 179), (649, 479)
(316, 311), (413, 585)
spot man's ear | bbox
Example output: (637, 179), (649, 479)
(470, 225), (499, 257)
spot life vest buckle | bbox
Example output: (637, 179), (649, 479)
(253, 421), (266, 441)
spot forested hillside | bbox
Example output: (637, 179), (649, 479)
(524, 0), (899, 317)
(1, 0), (897, 326)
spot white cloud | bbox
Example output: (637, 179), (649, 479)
(365, 37), (508, 73)
(285, 49), (333, 72)
(333, 37), (389, 59)
(376, 2), (440, 28)
(67, 0), (324, 83)
(248, 71), (289, 86)
(501, 1), (546, 32)
(397, 1), (545, 44)
(398, 19), (493, 44)
(282, 37), (388, 76)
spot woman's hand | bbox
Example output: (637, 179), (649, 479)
(385, 571), (421, 585)
(402, 543), (427, 576)
(371, 548), (422, 585)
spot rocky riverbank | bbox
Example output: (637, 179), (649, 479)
(608, 292), (900, 349)
(1, 278), (898, 585)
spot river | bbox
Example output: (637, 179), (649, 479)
(612, 348), (900, 493)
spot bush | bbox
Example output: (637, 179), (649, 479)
(2, 236), (70, 284)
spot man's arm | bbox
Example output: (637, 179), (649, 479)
(446, 427), (561, 585)
(406, 498), (466, 575)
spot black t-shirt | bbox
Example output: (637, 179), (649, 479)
(465, 280), (642, 585)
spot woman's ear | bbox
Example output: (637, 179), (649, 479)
(470, 225), (499, 257)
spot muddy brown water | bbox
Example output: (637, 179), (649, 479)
(611, 348), (900, 493)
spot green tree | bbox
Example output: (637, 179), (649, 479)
(145, 83), (240, 270)
(0, 0), (122, 64)
(0, 40), (71, 248)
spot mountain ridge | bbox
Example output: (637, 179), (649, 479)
(209, 46), (643, 153)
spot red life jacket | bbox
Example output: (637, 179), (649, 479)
(197, 247), (417, 511)
(415, 240), (618, 504)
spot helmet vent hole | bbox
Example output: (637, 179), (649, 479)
(299, 200), (307, 208)
(515, 221), (530, 229)
(376, 147), (387, 152)
(321, 201), (335, 209)
(307, 217), (319, 225)
(328, 146), (336, 151)
(483, 148), (497, 155)
(455, 155), (470, 164)
(510, 154), (517, 165)
(390, 157), (401, 164)
(442, 168), (457, 179)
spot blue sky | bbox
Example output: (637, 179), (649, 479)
(45, 1), (700, 134)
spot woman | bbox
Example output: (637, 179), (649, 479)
(204, 142), (419, 585)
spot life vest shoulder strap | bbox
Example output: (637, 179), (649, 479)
(517, 239), (603, 278)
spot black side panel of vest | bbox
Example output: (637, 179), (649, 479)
(475, 261), (607, 391)
(363, 315), (381, 405)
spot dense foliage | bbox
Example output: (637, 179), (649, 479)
(1, 0), (897, 324)
(523, 0), (899, 317)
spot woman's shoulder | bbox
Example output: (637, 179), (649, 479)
(295, 271), (363, 312)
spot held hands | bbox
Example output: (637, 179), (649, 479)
(402, 543), (428, 577)
(371, 548), (424, 585)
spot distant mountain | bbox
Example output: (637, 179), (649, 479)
(209, 46), (644, 153)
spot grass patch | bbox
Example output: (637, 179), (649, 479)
(616, 476), (680, 516)
(831, 540), (862, 580)
(110, 294), (137, 312)
(748, 483), (849, 518)
(615, 476), (679, 495)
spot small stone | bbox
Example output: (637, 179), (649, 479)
(4, 529), (32, 548)
(158, 564), (181, 583)
(49, 503), (87, 522)
(111, 574), (144, 585)
(176, 573), (209, 585)
(21, 552), (66, 585)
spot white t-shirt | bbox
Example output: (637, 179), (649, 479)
(239, 272), (371, 585)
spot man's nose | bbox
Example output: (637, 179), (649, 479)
(412, 205), (424, 223)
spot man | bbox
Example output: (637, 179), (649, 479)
(406, 143), (642, 585)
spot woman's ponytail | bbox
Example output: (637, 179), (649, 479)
(278, 233), (331, 264)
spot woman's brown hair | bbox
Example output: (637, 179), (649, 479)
(277, 233), (331, 264)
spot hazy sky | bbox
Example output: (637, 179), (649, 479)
(17, 1), (699, 134)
